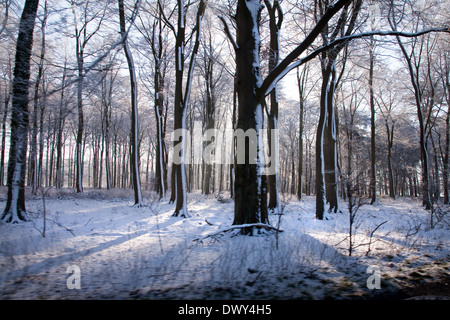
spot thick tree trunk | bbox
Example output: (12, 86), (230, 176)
(233, 0), (269, 233)
(171, 0), (187, 216)
(2, 0), (39, 223)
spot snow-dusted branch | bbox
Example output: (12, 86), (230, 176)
(256, 0), (352, 98)
(194, 223), (284, 244)
(259, 26), (450, 98)
(158, 0), (176, 35)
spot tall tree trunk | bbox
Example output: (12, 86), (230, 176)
(152, 11), (167, 200)
(265, 0), (282, 213)
(171, 0), (206, 217)
(170, 0), (188, 216)
(369, 36), (377, 205)
(2, 0), (39, 223)
(389, 2), (431, 209)
(387, 122), (396, 199)
(1, 77), (12, 186)
(441, 60), (450, 203)
(315, 64), (332, 220)
(443, 87), (450, 204)
(56, 62), (68, 189)
(398, 40), (431, 209)
(201, 39), (216, 196)
(233, 0), (269, 233)
(30, 0), (47, 194)
(324, 64), (339, 213)
(297, 66), (308, 201)
(118, 0), (142, 205)
(315, 0), (362, 218)
(75, 44), (84, 193)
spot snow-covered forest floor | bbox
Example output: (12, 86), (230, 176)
(0, 187), (449, 300)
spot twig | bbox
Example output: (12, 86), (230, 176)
(365, 220), (388, 256)
(45, 217), (76, 236)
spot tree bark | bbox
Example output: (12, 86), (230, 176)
(1, 74), (12, 186)
(29, 0), (47, 195)
(443, 72), (450, 204)
(265, 0), (282, 213)
(324, 64), (339, 213)
(2, 0), (39, 223)
(151, 11), (168, 200)
(315, 64), (332, 220)
(170, 0), (206, 217)
(233, 0), (269, 233)
(369, 36), (377, 204)
(56, 62), (68, 189)
(201, 35), (217, 196)
(118, 0), (142, 206)
(397, 39), (431, 209)
(74, 28), (84, 193)
(297, 66), (308, 201)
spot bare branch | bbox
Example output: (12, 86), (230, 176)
(218, 15), (238, 52)
(194, 223), (284, 244)
(260, 27), (450, 97)
(158, 0), (176, 35)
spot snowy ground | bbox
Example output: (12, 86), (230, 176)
(0, 187), (449, 300)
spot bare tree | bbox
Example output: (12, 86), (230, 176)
(219, 0), (354, 232)
(388, 0), (432, 209)
(315, 0), (363, 218)
(264, 0), (283, 213)
(2, 0), (40, 223)
(29, 0), (48, 195)
(151, 6), (169, 200)
(375, 79), (398, 199)
(70, 0), (109, 193)
(439, 46), (450, 203)
(0, 50), (13, 186)
(160, 0), (207, 217)
(296, 64), (311, 201)
(199, 31), (221, 196)
(118, 0), (143, 206)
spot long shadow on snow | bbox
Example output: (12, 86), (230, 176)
(0, 213), (181, 285)
(134, 224), (381, 299)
